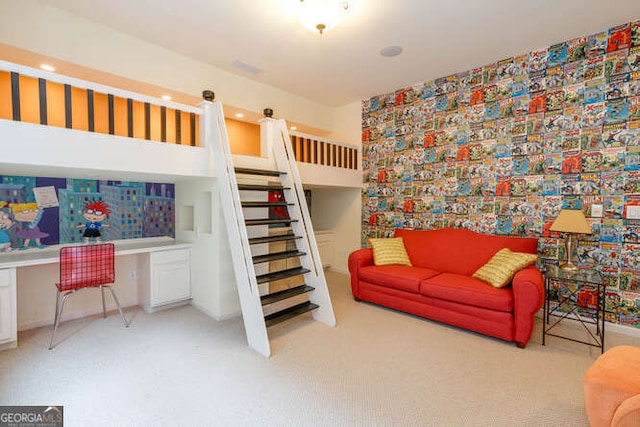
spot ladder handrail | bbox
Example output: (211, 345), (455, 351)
(266, 118), (336, 327)
(273, 120), (322, 276)
(203, 99), (270, 357)
(207, 102), (258, 294)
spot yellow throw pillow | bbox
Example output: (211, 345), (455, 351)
(369, 237), (412, 266)
(472, 248), (537, 288)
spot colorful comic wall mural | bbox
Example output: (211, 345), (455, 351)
(361, 21), (640, 328)
(0, 175), (175, 251)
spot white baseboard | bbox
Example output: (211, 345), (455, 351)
(535, 309), (640, 338)
(606, 321), (640, 338)
(328, 267), (349, 275)
(190, 301), (241, 321)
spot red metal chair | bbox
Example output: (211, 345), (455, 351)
(49, 243), (129, 349)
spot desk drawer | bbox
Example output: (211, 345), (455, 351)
(0, 269), (11, 287)
(152, 248), (190, 264)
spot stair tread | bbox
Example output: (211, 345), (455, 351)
(245, 218), (298, 226)
(264, 301), (319, 327)
(260, 284), (315, 305)
(256, 266), (310, 284)
(235, 167), (285, 177)
(253, 250), (306, 264)
(248, 234), (302, 245)
(241, 201), (292, 207)
(238, 184), (288, 191)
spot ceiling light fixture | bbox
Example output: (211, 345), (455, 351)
(235, 113), (244, 118)
(161, 95), (172, 101)
(40, 64), (55, 72)
(380, 46), (403, 58)
(299, 0), (351, 35)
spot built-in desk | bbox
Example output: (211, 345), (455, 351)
(0, 237), (193, 351)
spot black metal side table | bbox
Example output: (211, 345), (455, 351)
(542, 265), (605, 353)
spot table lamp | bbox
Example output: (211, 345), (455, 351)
(549, 209), (592, 271)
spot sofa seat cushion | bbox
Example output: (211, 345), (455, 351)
(420, 273), (514, 312)
(359, 265), (441, 293)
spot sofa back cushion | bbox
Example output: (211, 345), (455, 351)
(394, 228), (538, 276)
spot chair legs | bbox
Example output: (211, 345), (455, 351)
(49, 290), (72, 350)
(103, 285), (130, 328)
(101, 286), (107, 318)
(48, 286), (130, 350)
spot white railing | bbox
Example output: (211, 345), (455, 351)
(289, 129), (360, 171)
(0, 60), (201, 146)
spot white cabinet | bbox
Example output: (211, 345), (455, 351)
(139, 248), (191, 313)
(314, 230), (334, 269)
(0, 268), (17, 349)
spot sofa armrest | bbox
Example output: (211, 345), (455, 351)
(348, 248), (374, 299)
(512, 265), (545, 347)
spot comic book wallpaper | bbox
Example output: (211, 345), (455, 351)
(0, 175), (175, 252)
(361, 21), (640, 328)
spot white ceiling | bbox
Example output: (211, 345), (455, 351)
(41, 0), (640, 107)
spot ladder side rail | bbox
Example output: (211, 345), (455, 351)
(203, 100), (270, 357)
(269, 118), (336, 327)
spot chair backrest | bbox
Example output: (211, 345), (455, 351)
(59, 243), (115, 291)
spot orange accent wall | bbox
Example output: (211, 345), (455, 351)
(18, 75), (39, 124)
(113, 97), (128, 136)
(132, 100), (145, 140)
(71, 87), (88, 131)
(0, 71), (11, 121)
(45, 81), (65, 128)
(93, 92), (110, 134)
(165, 107), (176, 144)
(226, 118), (260, 156)
(180, 111), (191, 146)
(149, 104), (161, 142)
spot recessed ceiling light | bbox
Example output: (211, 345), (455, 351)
(380, 46), (402, 58)
(235, 113), (244, 118)
(290, 126), (297, 130)
(40, 64), (55, 72)
(161, 95), (172, 101)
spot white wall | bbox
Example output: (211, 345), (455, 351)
(331, 101), (363, 144)
(320, 101), (363, 272)
(175, 178), (241, 321)
(311, 187), (362, 274)
(0, 120), (211, 181)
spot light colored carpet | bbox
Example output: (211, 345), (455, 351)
(1, 271), (639, 427)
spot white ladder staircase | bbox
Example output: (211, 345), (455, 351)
(203, 93), (336, 357)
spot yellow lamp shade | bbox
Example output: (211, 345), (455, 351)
(549, 209), (592, 234)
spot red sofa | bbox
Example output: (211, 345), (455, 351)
(348, 228), (545, 348)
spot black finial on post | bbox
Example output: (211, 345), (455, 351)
(202, 90), (215, 101)
(263, 108), (274, 118)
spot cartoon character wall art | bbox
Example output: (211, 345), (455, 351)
(11, 202), (49, 250)
(78, 201), (110, 242)
(0, 205), (14, 252)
